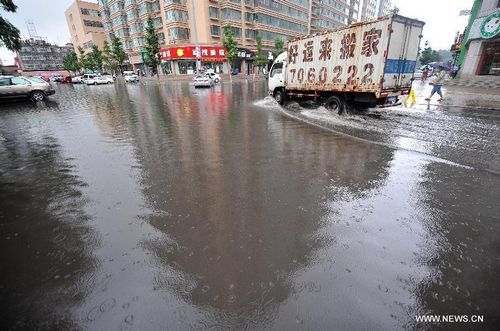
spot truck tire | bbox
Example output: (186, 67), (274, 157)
(274, 89), (285, 105)
(31, 91), (45, 102)
(325, 96), (344, 114)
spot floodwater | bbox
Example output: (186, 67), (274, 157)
(0, 80), (499, 330)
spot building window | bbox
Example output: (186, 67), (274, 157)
(222, 8), (241, 21)
(210, 25), (220, 36)
(209, 6), (219, 19)
(164, 0), (186, 4)
(168, 27), (190, 40)
(231, 27), (241, 38)
(245, 29), (255, 39)
(81, 8), (101, 17)
(165, 9), (188, 22)
(84, 19), (104, 28)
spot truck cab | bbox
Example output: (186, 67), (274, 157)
(268, 52), (287, 104)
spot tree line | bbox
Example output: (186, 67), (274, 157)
(62, 35), (128, 74)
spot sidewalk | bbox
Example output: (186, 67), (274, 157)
(410, 81), (500, 111)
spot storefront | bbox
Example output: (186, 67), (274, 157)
(159, 46), (227, 75)
(459, 9), (500, 77)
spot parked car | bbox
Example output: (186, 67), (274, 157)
(206, 72), (221, 83)
(0, 75), (55, 102)
(72, 75), (83, 83)
(62, 76), (72, 83)
(124, 71), (139, 83)
(86, 75), (114, 85)
(81, 73), (97, 84)
(193, 75), (213, 88)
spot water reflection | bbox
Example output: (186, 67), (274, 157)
(116, 82), (395, 329)
(410, 162), (500, 329)
(0, 126), (97, 329)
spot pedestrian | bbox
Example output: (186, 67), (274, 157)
(422, 67), (429, 82)
(425, 66), (446, 102)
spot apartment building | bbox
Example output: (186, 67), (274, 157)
(65, 0), (106, 53)
(98, 0), (351, 75)
(377, 0), (391, 18)
(16, 39), (74, 71)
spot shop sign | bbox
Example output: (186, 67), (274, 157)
(480, 12), (500, 39)
(160, 46), (227, 61)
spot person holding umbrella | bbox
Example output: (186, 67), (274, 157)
(425, 65), (446, 102)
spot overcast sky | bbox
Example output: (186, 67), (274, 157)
(1, 0), (474, 65)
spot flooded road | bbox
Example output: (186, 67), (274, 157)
(1, 81), (499, 330)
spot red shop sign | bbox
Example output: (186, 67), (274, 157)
(160, 46), (227, 62)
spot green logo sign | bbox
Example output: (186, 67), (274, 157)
(480, 12), (500, 39)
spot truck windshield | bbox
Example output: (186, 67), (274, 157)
(270, 63), (283, 77)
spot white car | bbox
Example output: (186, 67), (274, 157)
(86, 75), (114, 85)
(72, 76), (83, 83)
(124, 71), (139, 83)
(206, 72), (221, 83)
(193, 75), (214, 88)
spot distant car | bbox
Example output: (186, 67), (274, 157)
(62, 76), (72, 83)
(193, 75), (214, 88)
(72, 75), (83, 83)
(206, 72), (221, 83)
(51, 75), (64, 82)
(86, 75), (114, 85)
(0, 75), (55, 102)
(124, 71), (139, 83)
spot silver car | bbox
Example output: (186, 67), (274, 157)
(0, 76), (55, 102)
(193, 75), (214, 88)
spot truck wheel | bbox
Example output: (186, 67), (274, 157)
(325, 96), (344, 114)
(31, 91), (45, 102)
(274, 90), (285, 105)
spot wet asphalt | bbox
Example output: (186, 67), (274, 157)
(0, 80), (499, 330)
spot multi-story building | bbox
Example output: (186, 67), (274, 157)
(376, 0), (391, 18)
(310, 0), (349, 34)
(65, 0), (106, 53)
(15, 39), (74, 71)
(98, 0), (352, 75)
(359, 0), (377, 21)
(347, 0), (360, 24)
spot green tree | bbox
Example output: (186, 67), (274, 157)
(0, 0), (21, 51)
(63, 52), (80, 75)
(88, 44), (103, 71)
(272, 38), (284, 59)
(111, 35), (127, 73)
(253, 35), (268, 73)
(420, 41), (441, 65)
(102, 40), (116, 73)
(390, 6), (400, 15)
(144, 16), (159, 77)
(222, 25), (238, 81)
(77, 46), (90, 70)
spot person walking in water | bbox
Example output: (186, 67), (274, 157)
(425, 66), (445, 102)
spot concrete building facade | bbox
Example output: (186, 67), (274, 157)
(458, 0), (500, 79)
(97, 0), (351, 75)
(15, 39), (74, 71)
(65, 0), (106, 53)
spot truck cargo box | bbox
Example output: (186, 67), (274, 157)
(282, 15), (425, 99)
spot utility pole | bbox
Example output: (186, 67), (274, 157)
(190, 0), (201, 73)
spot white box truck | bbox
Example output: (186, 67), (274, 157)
(268, 15), (425, 113)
